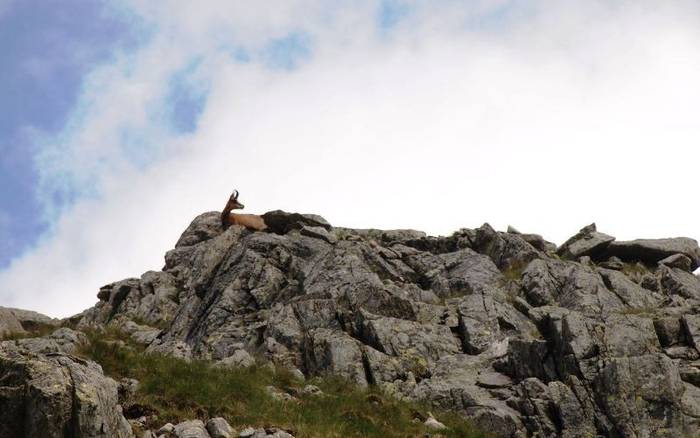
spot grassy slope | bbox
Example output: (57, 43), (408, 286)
(76, 331), (491, 438)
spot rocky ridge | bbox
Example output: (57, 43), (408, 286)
(4, 211), (700, 437)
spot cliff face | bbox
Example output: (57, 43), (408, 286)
(5, 210), (700, 437)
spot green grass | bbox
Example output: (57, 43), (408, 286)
(621, 262), (649, 277)
(501, 262), (526, 282)
(79, 331), (490, 438)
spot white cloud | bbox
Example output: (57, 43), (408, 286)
(2, 0), (700, 317)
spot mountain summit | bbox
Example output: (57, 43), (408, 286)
(3, 211), (700, 437)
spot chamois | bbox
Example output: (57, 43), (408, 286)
(221, 190), (268, 231)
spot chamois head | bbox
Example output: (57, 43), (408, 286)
(226, 189), (245, 210)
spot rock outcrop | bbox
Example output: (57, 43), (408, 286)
(5, 211), (700, 437)
(0, 330), (133, 438)
(0, 306), (59, 337)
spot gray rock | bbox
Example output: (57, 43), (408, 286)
(300, 225), (337, 244)
(266, 386), (296, 402)
(455, 294), (534, 354)
(216, 349), (255, 368)
(660, 265), (700, 300)
(522, 259), (624, 315)
(659, 253), (694, 271)
(598, 268), (661, 309)
(0, 307), (26, 338)
(289, 368), (305, 380)
(79, 272), (181, 329)
(268, 431), (294, 438)
(476, 371), (512, 389)
(665, 346), (699, 360)
(15, 327), (89, 355)
(683, 314), (700, 349)
(654, 317), (683, 347)
(118, 320), (161, 346)
(206, 417), (233, 438)
(158, 423), (176, 434)
(557, 223), (615, 260)
(67, 211), (700, 438)
(424, 413), (447, 430)
(175, 211), (224, 248)
(174, 419), (210, 438)
(506, 225), (555, 252)
(379, 229), (427, 243)
(603, 237), (700, 270)
(472, 223), (541, 269)
(592, 354), (687, 436)
(262, 210), (331, 234)
(599, 256), (624, 270)
(238, 427), (256, 438)
(118, 377), (140, 402)
(302, 329), (368, 386)
(0, 340), (133, 438)
(355, 310), (461, 363)
(300, 384), (323, 396)
(1, 307), (59, 331)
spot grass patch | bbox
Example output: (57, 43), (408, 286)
(617, 306), (657, 316)
(501, 263), (526, 282)
(79, 332), (490, 438)
(621, 262), (649, 278)
(0, 322), (60, 341)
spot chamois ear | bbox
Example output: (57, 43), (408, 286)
(233, 189), (239, 200)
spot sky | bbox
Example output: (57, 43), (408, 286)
(1, 0), (700, 318)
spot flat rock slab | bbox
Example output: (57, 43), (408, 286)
(262, 210), (331, 234)
(300, 225), (336, 244)
(477, 372), (513, 389)
(603, 238), (700, 270)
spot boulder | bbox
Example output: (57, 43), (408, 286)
(175, 211), (224, 248)
(0, 341), (133, 438)
(424, 413), (447, 430)
(302, 329), (368, 386)
(0, 307), (58, 330)
(659, 253), (694, 271)
(602, 237), (700, 270)
(206, 417), (233, 438)
(557, 223), (615, 260)
(506, 225), (556, 252)
(216, 349), (255, 368)
(262, 210), (331, 234)
(472, 223), (541, 269)
(522, 259), (624, 314)
(14, 327), (89, 355)
(355, 310), (461, 363)
(0, 307), (25, 338)
(174, 419), (210, 438)
(455, 294), (534, 354)
(660, 266), (700, 300)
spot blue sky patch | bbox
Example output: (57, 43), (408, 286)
(0, 0), (145, 267)
(261, 31), (313, 70)
(166, 60), (209, 135)
(379, 0), (410, 29)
